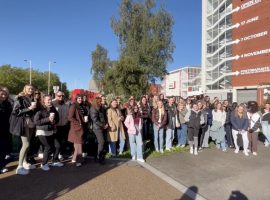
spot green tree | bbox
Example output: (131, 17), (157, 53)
(0, 65), (68, 95)
(91, 44), (111, 92)
(111, 0), (174, 81)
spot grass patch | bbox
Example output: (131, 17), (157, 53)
(106, 143), (189, 160)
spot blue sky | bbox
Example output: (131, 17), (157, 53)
(0, 0), (201, 90)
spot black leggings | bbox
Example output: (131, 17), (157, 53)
(38, 135), (60, 165)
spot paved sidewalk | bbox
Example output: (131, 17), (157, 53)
(0, 159), (189, 200)
(147, 142), (270, 200)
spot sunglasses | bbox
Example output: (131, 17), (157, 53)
(57, 95), (64, 97)
(35, 93), (40, 95)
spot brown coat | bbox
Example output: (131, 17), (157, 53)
(107, 108), (125, 142)
(68, 104), (84, 144)
(152, 108), (168, 128)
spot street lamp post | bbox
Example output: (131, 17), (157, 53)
(48, 61), (56, 94)
(24, 60), (32, 84)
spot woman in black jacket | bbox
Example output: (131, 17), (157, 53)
(90, 97), (107, 164)
(10, 84), (37, 175)
(34, 94), (62, 171)
(0, 88), (12, 174)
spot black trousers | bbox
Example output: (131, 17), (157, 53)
(0, 138), (7, 170)
(38, 135), (60, 165)
(188, 127), (200, 141)
(199, 125), (209, 147)
(56, 124), (71, 155)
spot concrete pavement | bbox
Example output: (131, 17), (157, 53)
(0, 159), (188, 200)
(147, 142), (270, 200)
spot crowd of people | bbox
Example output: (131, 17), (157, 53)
(1, 84), (270, 175)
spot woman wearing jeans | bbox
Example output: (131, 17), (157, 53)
(230, 104), (249, 156)
(261, 103), (270, 147)
(34, 95), (63, 171)
(124, 106), (144, 162)
(176, 101), (188, 147)
(210, 102), (227, 152)
(107, 99), (125, 156)
(152, 100), (167, 153)
(11, 85), (37, 175)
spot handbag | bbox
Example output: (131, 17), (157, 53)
(9, 113), (24, 136)
(237, 132), (243, 147)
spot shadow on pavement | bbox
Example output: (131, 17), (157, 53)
(228, 191), (248, 200)
(179, 185), (198, 200)
(0, 159), (126, 200)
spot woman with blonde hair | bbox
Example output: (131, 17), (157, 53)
(176, 101), (188, 147)
(152, 100), (167, 153)
(107, 99), (125, 156)
(10, 84), (37, 175)
(230, 104), (249, 156)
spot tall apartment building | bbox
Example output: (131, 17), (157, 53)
(202, 0), (270, 103)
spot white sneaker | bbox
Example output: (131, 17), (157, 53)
(155, 149), (160, 152)
(132, 156), (136, 161)
(82, 153), (87, 158)
(41, 164), (50, 171)
(137, 158), (145, 163)
(247, 149), (250, 153)
(119, 151), (123, 155)
(23, 162), (36, 170)
(194, 148), (198, 155)
(180, 145), (185, 148)
(165, 148), (171, 151)
(234, 149), (239, 154)
(253, 152), (257, 156)
(75, 163), (82, 167)
(160, 149), (164, 154)
(190, 148), (194, 154)
(244, 151), (249, 156)
(265, 142), (270, 147)
(51, 162), (64, 167)
(38, 153), (44, 159)
(16, 166), (29, 175)
(58, 154), (64, 161)
(1, 168), (8, 173)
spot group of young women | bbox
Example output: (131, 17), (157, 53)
(1, 84), (270, 175)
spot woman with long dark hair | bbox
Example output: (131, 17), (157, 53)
(0, 88), (12, 173)
(90, 96), (107, 164)
(68, 94), (88, 167)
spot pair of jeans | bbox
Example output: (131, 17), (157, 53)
(176, 124), (187, 146)
(153, 124), (164, 151)
(202, 125), (210, 148)
(56, 124), (71, 155)
(232, 129), (249, 151)
(109, 131), (125, 156)
(261, 121), (270, 144)
(128, 126), (143, 159)
(166, 129), (174, 149)
(142, 118), (150, 141)
(225, 124), (233, 147)
(38, 135), (60, 165)
(216, 139), (226, 150)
